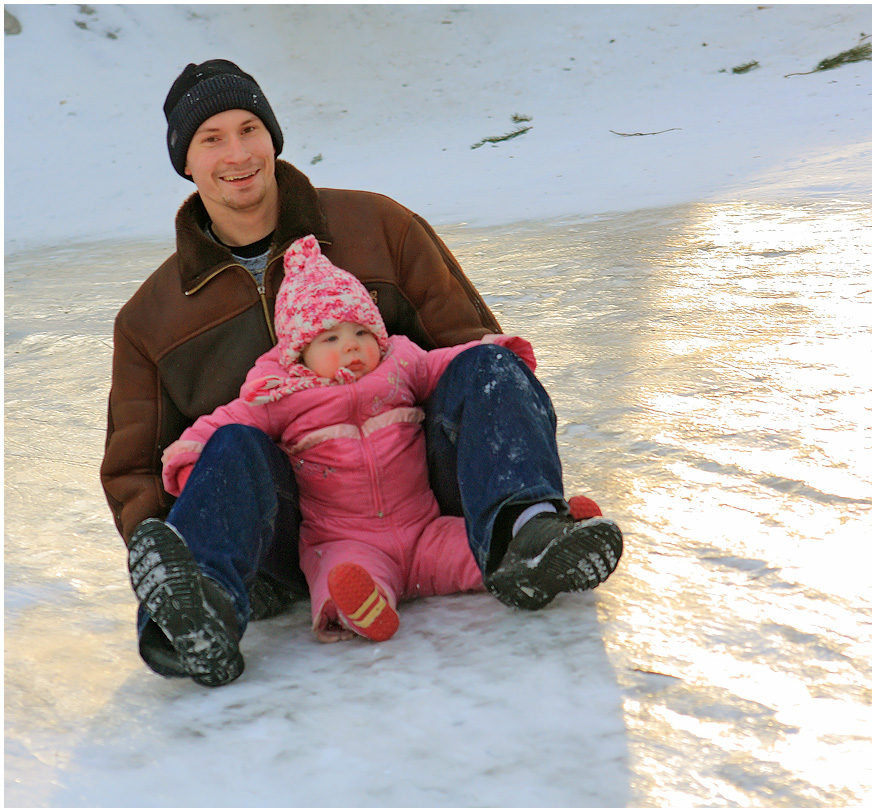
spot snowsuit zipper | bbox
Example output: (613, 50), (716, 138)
(350, 385), (385, 519)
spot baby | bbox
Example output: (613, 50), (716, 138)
(162, 235), (536, 642)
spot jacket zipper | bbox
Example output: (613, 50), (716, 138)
(257, 282), (276, 344)
(186, 258), (279, 344)
(184, 262), (238, 295)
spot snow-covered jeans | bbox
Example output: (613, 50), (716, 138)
(424, 344), (565, 573)
(137, 344), (566, 669)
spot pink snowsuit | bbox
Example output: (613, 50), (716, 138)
(163, 333), (535, 629)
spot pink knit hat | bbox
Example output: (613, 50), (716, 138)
(275, 235), (389, 368)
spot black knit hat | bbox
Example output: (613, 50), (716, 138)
(164, 59), (284, 179)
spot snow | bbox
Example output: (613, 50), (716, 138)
(3, 2), (871, 250)
(3, 3), (872, 808)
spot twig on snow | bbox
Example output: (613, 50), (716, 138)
(785, 40), (871, 77)
(610, 128), (681, 137)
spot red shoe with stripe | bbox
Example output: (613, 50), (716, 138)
(327, 563), (399, 642)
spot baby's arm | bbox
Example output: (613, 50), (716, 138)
(480, 334), (537, 371)
(161, 397), (277, 496)
(162, 346), (290, 495)
(404, 334), (537, 402)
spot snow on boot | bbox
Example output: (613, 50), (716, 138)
(327, 563), (399, 642)
(128, 518), (244, 687)
(485, 514), (623, 611)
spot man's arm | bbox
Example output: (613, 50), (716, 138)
(400, 213), (502, 347)
(100, 315), (169, 544)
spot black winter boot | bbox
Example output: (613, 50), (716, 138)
(247, 572), (305, 621)
(485, 514), (623, 610)
(128, 518), (244, 687)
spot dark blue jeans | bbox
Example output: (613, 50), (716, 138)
(424, 344), (565, 571)
(137, 345), (565, 666)
(136, 424), (302, 664)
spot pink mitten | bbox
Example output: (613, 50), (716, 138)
(569, 495), (603, 519)
(481, 334), (537, 371)
(175, 464), (195, 494)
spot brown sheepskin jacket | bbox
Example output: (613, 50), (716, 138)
(100, 160), (501, 543)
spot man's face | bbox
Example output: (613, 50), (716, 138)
(184, 108), (277, 215)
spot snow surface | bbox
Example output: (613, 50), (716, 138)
(3, 2), (871, 249)
(3, 3), (873, 808)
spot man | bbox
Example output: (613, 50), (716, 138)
(101, 60), (622, 687)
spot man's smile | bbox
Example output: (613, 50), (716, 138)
(219, 169), (259, 183)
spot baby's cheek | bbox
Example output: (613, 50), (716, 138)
(310, 347), (342, 378)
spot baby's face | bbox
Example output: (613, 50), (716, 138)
(302, 322), (381, 380)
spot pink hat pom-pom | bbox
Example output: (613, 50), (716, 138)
(283, 234), (320, 274)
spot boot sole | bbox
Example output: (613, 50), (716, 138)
(128, 520), (244, 687)
(328, 563), (399, 642)
(487, 517), (623, 610)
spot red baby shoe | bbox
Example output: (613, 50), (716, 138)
(327, 563), (399, 642)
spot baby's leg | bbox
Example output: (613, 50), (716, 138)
(301, 541), (402, 642)
(406, 515), (486, 598)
